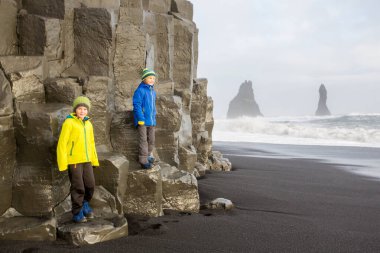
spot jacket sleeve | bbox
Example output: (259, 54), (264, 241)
(89, 122), (99, 167)
(133, 88), (145, 123)
(57, 120), (72, 171)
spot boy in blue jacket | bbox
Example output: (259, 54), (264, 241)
(133, 68), (157, 169)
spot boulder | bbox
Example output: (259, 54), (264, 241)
(0, 0), (18, 55)
(83, 76), (114, 151)
(45, 78), (82, 105)
(18, 13), (63, 60)
(0, 217), (57, 241)
(227, 80), (263, 118)
(73, 8), (114, 76)
(209, 151), (232, 172)
(315, 84), (331, 116)
(123, 165), (163, 217)
(0, 69), (13, 116)
(12, 103), (72, 216)
(160, 162), (199, 212)
(0, 116), (16, 216)
(206, 198), (234, 210)
(57, 216), (128, 246)
(94, 152), (129, 215)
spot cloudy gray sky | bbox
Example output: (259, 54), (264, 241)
(191, 0), (380, 118)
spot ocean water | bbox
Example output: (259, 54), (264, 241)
(213, 114), (380, 147)
(213, 114), (380, 179)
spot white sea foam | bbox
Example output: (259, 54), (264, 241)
(213, 114), (380, 147)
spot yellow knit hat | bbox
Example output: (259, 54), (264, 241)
(72, 96), (91, 111)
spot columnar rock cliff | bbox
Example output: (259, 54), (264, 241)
(0, 0), (231, 245)
(227, 80), (263, 118)
(315, 84), (331, 116)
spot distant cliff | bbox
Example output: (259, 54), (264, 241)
(315, 84), (331, 116)
(227, 80), (263, 118)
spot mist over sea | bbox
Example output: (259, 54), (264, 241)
(214, 114), (380, 179)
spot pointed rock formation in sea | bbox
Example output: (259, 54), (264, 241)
(315, 84), (331, 116)
(227, 80), (263, 118)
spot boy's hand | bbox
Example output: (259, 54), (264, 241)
(138, 121), (145, 126)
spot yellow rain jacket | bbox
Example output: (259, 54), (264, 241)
(57, 113), (99, 171)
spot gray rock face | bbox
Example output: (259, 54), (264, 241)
(123, 166), (163, 217)
(74, 8), (114, 76)
(22, 0), (65, 19)
(94, 153), (129, 215)
(45, 78), (82, 105)
(227, 80), (263, 118)
(0, 116), (16, 216)
(18, 13), (62, 60)
(0, 0), (18, 55)
(0, 217), (57, 241)
(12, 103), (71, 216)
(0, 0), (233, 243)
(160, 162), (199, 212)
(0, 69), (13, 116)
(315, 84), (331, 116)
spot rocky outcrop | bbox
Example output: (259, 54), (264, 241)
(227, 80), (263, 118)
(315, 84), (331, 116)
(0, 0), (232, 244)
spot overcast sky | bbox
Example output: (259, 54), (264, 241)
(191, 0), (380, 118)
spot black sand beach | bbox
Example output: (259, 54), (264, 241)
(2, 142), (380, 253)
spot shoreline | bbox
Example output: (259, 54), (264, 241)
(1, 142), (380, 252)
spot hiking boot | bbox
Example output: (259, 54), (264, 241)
(83, 201), (94, 219)
(148, 156), (155, 164)
(72, 209), (87, 223)
(141, 162), (153, 169)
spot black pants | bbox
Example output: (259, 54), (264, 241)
(68, 162), (95, 215)
(138, 125), (155, 164)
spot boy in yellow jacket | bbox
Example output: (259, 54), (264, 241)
(57, 96), (99, 223)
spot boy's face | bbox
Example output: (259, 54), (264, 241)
(144, 75), (156, 85)
(75, 106), (88, 120)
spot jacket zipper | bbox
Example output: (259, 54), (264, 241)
(70, 141), (74, 156)
(150, 86), (154, 125)
(82, 120), (90, 161)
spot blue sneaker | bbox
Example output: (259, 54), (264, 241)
(72, 208), (87, 223)
(148, 156), (155, 164)
(83, 201), (94, 219)
(141, 162), (153, 169)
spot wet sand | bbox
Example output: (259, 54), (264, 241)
(2, 142), (380, 252)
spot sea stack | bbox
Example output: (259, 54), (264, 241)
(315, 84), (331, 116)
(227, 80), (263, 118)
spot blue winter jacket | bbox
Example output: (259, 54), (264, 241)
(133, 82), (157, 127)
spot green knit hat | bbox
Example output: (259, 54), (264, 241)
(72, 96), (91, 111)
(141, 68), (156, 80)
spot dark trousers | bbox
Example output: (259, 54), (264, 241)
(68, 162), (95, 215)
(138, 125), (155, 164)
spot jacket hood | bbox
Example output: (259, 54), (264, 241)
(67, 113), (90, 121)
